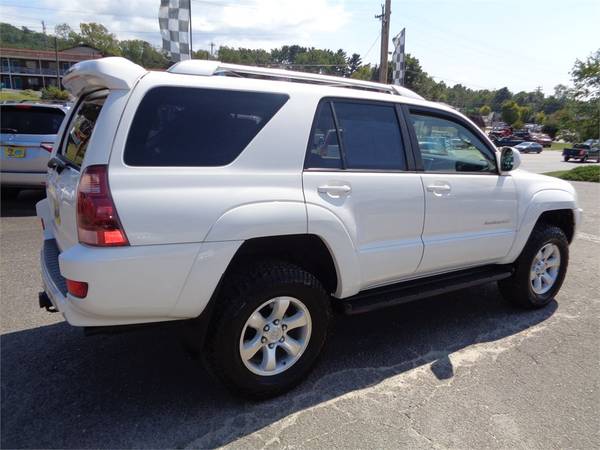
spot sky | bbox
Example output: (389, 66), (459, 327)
(1, 0), (599, 94)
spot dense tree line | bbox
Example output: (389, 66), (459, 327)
(2, 22), (597, 140)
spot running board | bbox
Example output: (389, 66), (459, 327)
(338, 265), (513, 315)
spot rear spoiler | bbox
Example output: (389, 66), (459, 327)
(62, 57), (147, 97)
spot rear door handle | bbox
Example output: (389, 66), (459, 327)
(318, 184), (352, 196)
(426, 183), (451, 195)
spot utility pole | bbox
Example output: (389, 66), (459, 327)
(54, 37), (61, 89)
(375, 0), (391, 83)
(209, 42), (215, 59)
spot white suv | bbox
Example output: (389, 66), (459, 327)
(37, 57), (581, 398)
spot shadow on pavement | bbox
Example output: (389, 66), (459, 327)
(1, 189), (45, 218)
(0, 283), (556, 449)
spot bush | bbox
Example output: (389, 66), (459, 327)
(40, 86), (70, 101)
(544, 165), (600, 183)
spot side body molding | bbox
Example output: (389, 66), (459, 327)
(499, 189), (578, 264)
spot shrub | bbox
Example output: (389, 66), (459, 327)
(40, 86), (70, 101)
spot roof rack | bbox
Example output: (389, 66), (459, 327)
(168, 60), (424, 100)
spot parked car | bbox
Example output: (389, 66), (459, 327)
(513, 130), (534, 141)
(494, 136), (524, 147)
(562, 143), (600, 162)
(1, 102), (69, 197)
(37, 57), (581, 399)
(514, 141), (543, 153)
(532, 133), (552, 148)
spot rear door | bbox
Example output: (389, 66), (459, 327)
(1, 105), (65, 174)
(303, 99), (425, 290)
(46, 92), (107, 251)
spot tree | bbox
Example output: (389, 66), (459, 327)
(346, 53), (362, 76)
(77, 23), (121, 56)
(54, 23), (73, 42)
(350, 65), (372, 80)
(501, 100), (520, 125)
(479, 105), (491, 116)
(571, 49), (600, 100)
(492, 87), (512, 111)
(535, 111), (546, 124)
(41, 86), (70, 100)
(519, 105), (534, 123)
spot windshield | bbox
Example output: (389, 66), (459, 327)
(0, 105), (65, 135)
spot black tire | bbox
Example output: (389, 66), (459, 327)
(563, 156), (570, 162)
(1, 187), (20, 199)
(204, 261), (331, 399)
(581, 156), (588, 163)
(498, 224), (569, 309)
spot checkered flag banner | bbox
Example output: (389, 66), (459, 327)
(392, 28), (406, 86)
(159, 0), (191, 62)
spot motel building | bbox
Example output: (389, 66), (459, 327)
(0, 45), (102, 90)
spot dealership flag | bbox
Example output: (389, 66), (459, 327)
(159, 0), (191, 62)
(392, 28), (406, 86)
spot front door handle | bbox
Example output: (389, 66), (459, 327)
(426, 183), (451, 196)
(318, 184), (352, 196)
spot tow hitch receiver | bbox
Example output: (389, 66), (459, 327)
(38, 292), (58, 313)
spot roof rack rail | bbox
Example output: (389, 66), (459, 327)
(167, 60), (424, 100)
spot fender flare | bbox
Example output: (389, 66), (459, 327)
(500, 189), (577, 263)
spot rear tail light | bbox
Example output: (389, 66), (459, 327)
(66, 279), (88, 298)
(77, 165), (129, 247)
(40, 142), (53, 152)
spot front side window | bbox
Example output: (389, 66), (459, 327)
(63, 94), (106, 166)
(410, 113), (497, 173)
(124, 87), (288, 167)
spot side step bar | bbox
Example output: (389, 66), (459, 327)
(338, 265), (513, 315)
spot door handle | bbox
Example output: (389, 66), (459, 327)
(426, 183), (451, 195)
(318, 184), (352, 196)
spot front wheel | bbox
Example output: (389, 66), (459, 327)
(499, 224), (568, 309)
(581, 156), (588, 163)
(563, 156), (570, 162)
(205, 261), (331, 399)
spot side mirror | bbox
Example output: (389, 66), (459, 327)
(498, 146), (521, 173)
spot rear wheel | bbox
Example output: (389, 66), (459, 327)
(205, 261), (331, 399)
(499, 224), (568, 309)
(563, 156), (570, 162)
(581, 156), (588, 163)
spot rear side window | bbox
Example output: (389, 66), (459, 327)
(305, 102), (342, 170)
(335, 102), (406, 170)
(124, 87), (288, 167)
(1, 106), (64, 135)
(63, 94), (106, 166)
(305, 100), (407, 171)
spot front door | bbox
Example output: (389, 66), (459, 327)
(407, 109), (518, 274)
(303, 99), (425, 290)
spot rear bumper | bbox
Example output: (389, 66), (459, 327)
(1, 171), (46, 188)
(36, 199), (242, 327)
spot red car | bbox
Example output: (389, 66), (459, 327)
(533, 134), (552, 147)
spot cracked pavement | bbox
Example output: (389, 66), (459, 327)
(1, 181), (599, 449)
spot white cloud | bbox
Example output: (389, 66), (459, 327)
(33, 0), (350, 52)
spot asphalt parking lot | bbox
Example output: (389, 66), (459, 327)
(1, 176), (599, 448)
(517, 149), (598, 174)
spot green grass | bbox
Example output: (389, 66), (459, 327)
(544, 165), (600, 182)
(549, 141), (571, 151)
(0, 89), (41, 102)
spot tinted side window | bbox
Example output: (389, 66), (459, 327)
(1, 106), (65, 135)
(125, 87), (288, 167)
(63, 95), (106, 166)
(410, 113), (497, 173)
(334, 102), (406, 171)
(305, 102), (342, 169)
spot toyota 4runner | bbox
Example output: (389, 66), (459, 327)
(37, 57), (581, 398)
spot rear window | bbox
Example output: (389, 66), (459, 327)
(124, 87), (289, 167)
(1, 106), (65, 135)
(62, 94), (106, 166)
